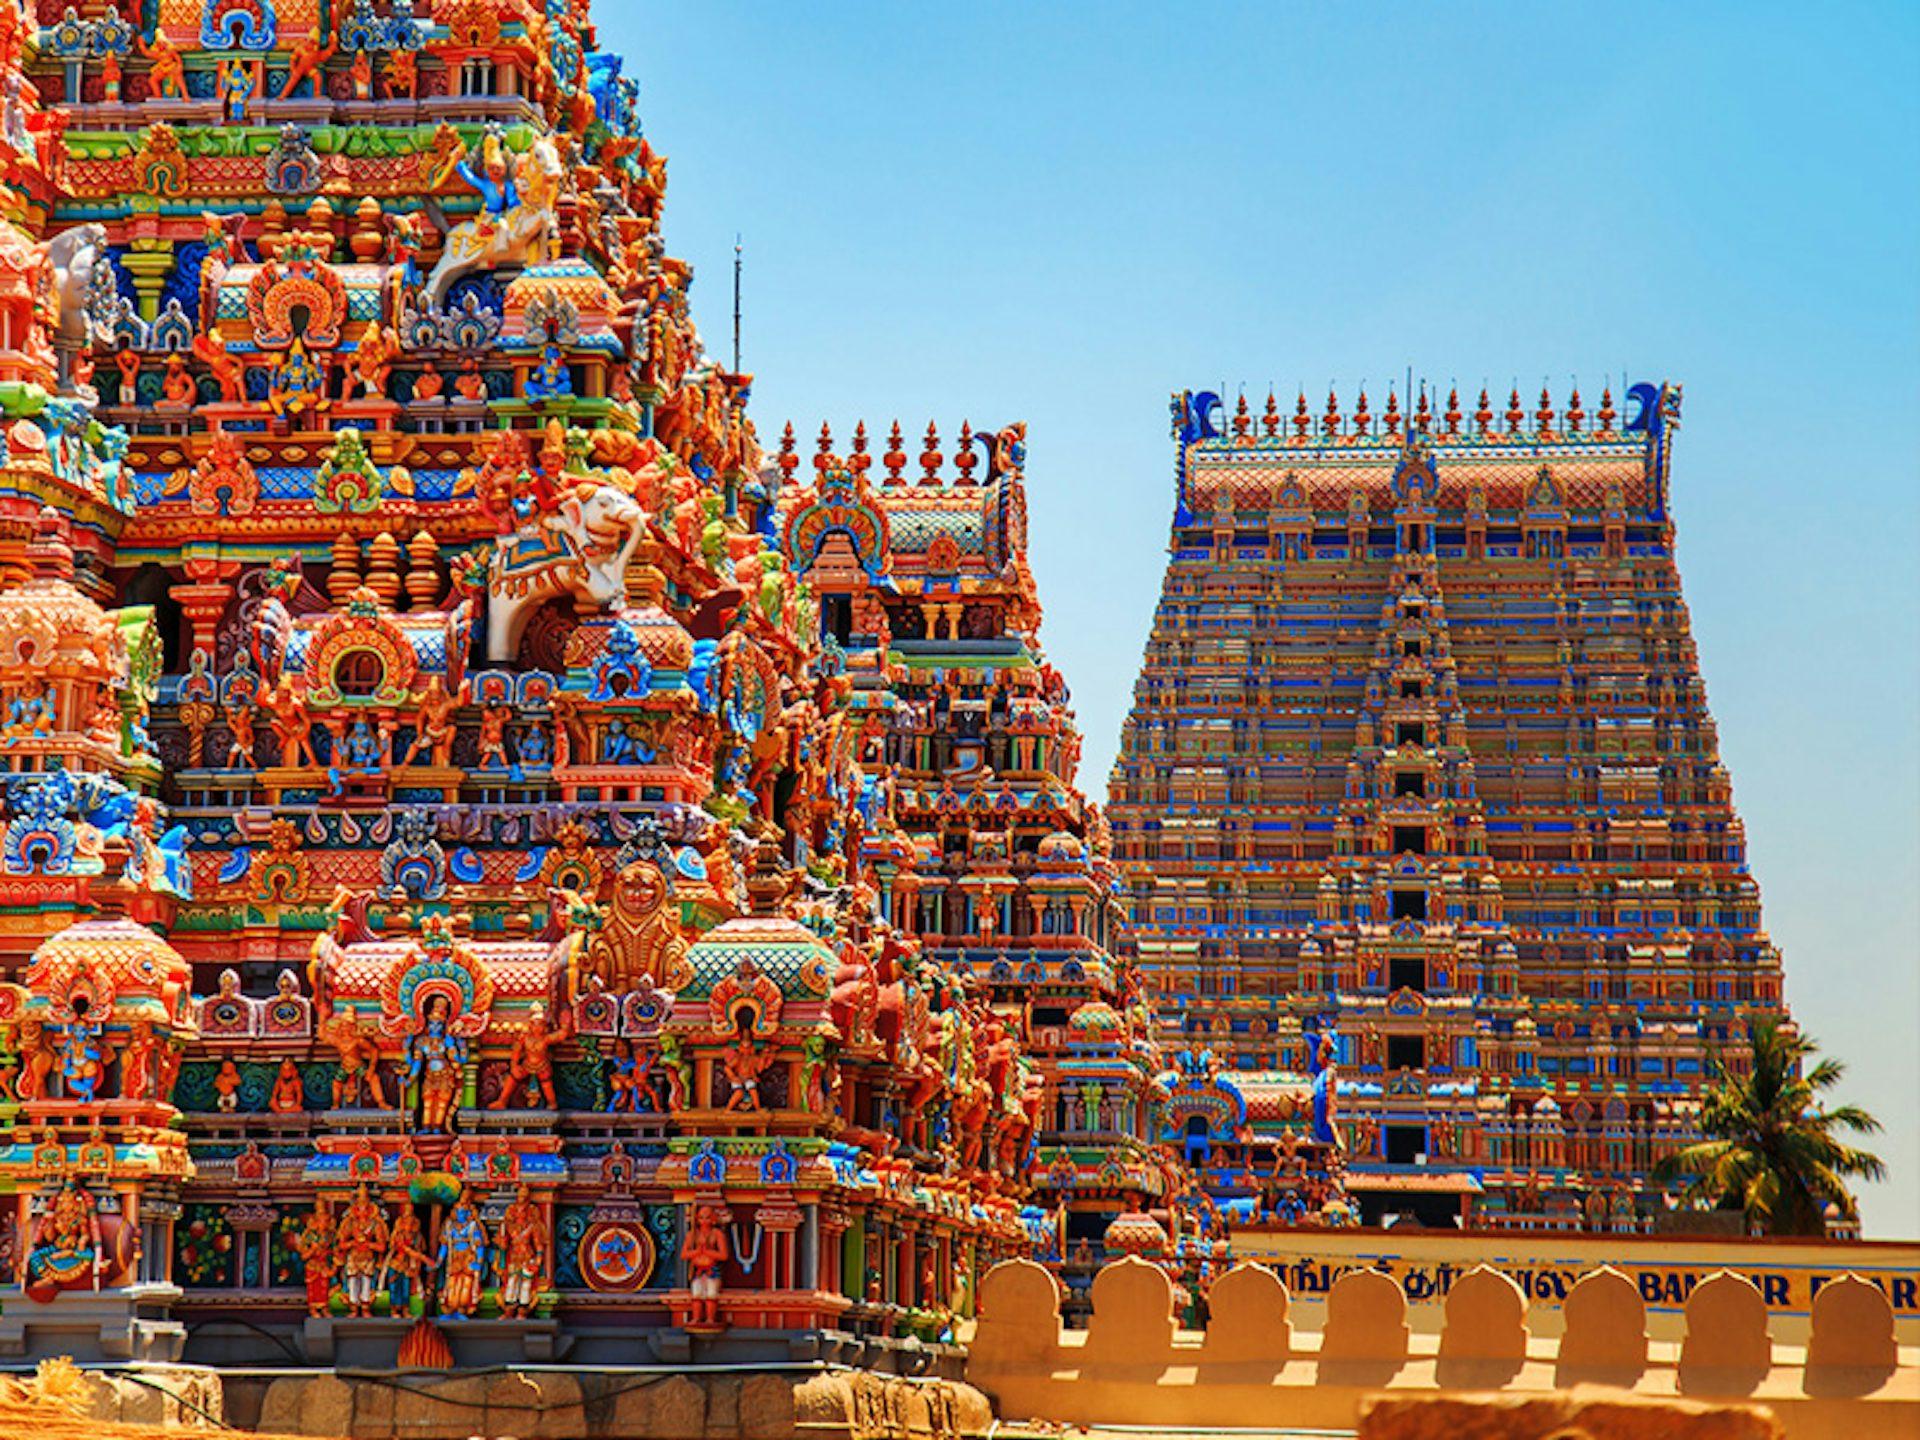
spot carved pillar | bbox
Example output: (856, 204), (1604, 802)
(174, 553), (240, 661)
(123, 242), (175, 325)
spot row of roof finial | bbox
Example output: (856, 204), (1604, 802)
(1221, 384), (1619, 442)
(775, 420), (998, 486)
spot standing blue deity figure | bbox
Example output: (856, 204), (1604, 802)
(435, 1194), (490, 1320)
(404, 994), (468, 1132)
(1307, 1022), (1339, 1147)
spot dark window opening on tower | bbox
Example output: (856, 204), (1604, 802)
(1406, 524), (1424, 551)
(1405, 603), (1423, 619)
(1394, 771), (1426, 798)
(1393, 826), (1426, 855)
(1396, 722), (1424, 747)
(1385, 1124), (1425, 1163)
(1387, 1035), (1426, 1071)
(1403, 639), (1422, 658)
(1390, 956), (1426, 992)
(1390, 889), (1427, 921)
(822, 595), (852, 645)
(1400, 680), (1423, 699)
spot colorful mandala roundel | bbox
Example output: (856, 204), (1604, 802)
(578, 1219), (656, 1292)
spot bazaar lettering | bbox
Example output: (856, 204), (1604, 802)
(1270, 1257), (1920, 1314)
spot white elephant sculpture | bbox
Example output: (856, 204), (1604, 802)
(486, 482), (647, 662)
(424, 136), (564, 309)
(46, 223), (112, 356)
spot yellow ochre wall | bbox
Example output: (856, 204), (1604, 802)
(1230, 1225), (1920, 1341)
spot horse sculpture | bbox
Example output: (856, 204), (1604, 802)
(423, 134), (564, 309)
(486, 482), (646, 661)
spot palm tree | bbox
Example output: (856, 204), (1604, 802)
(1654, 1018), (1885, 1236)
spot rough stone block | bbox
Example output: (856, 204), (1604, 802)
(393, 1374), (489, 1438)
(528, 1370), (587, 1439)
(739, 1373), (797, 1439)
(793, 1372), (855, 1437)
(298, 1374), (357, 1438)
(257, 1376), (308, 1435)
(704, 1373), (741, 1437)
(1573, 1395), (1783, 1440)
(349, 1376), (395, 1438)
(652, 1373), (707, 1439)
(118, 1373), (168, 1428)
(1359, 1393), (1574, 1439)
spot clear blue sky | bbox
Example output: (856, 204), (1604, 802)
(608, 2), (1920, 1237)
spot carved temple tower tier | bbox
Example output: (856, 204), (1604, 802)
(0, 0), (1059, 1371)
(1109, 382), (1787, 1232)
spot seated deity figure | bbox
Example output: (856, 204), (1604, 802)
(326, 717), (388, 796)
(23, 1178), (103, 1299)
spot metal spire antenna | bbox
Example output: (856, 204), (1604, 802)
(732, 233), (742, 373)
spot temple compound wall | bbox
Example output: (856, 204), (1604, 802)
(968, 1251), (1919, 1439)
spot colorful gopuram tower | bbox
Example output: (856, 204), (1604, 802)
(775, 420), (1172, 1318)
(0, 0), (1059, 1371)
(1110, 382), (1787, 1232)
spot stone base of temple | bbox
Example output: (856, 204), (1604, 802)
(0, 1288), (186, 1364)
(644, 1324), (966, 1377)
(25, 1363), (997, 1439)
(301, 1314), (568, 1367)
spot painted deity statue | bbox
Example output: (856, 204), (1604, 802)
(138, 30), (185, 100)
(320, 1002), (388, 1109)
(1309, 1023), (1339, 1147)
(15, 1018), (51, 1102)
(295, 1204), (335, 1316)
(496, 1186), (545, 1319)
(456, 124), (519, 216)
(54, 1017), (107, 1103)
(436, 1194), (489, 1320)
(120, 1029), (159, 1105)
(488, 1002), (565, 1110)
(380, 1205), (430, 1318)
(326, 717), (388, 796)
(268, 1056), (305, 1113)
(721, 1027), (774, 1113)
(22, 1178), (103, 1299)
(267, 334), (330, 419)
(335, 1184), (389, 1317)
(684, 1204), (729, 1330)
(399, 676), (465, 768)
(404, 994), (467, 1132)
